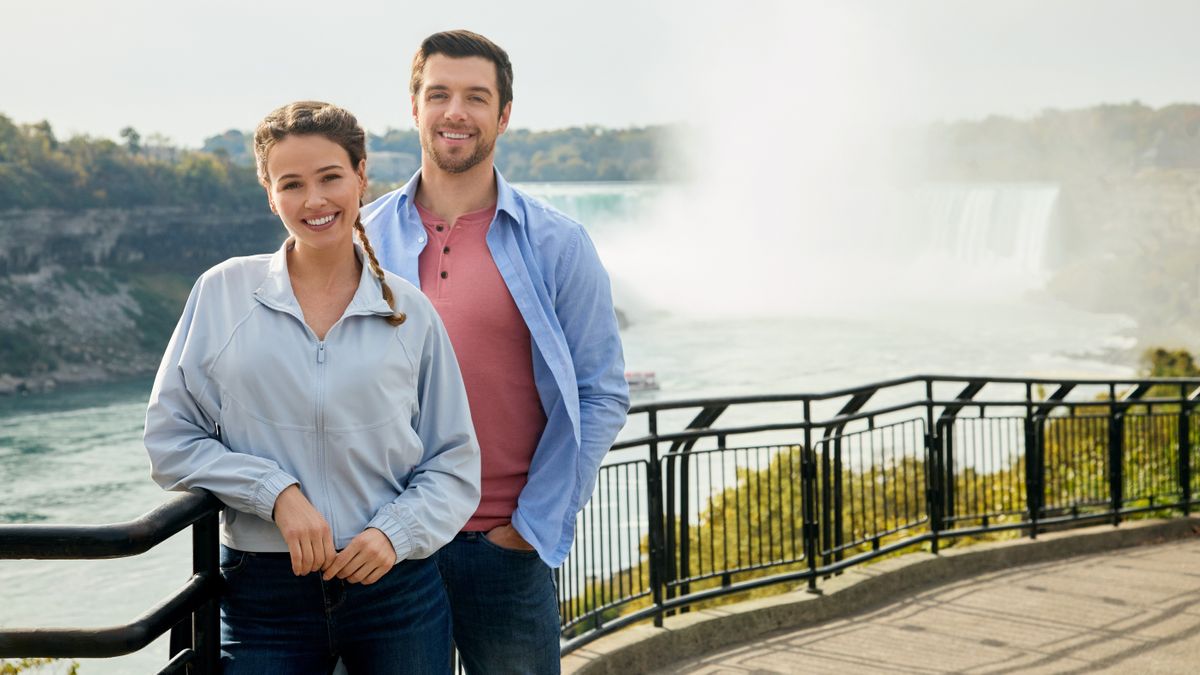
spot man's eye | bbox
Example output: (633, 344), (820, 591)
(322, 174), (342, 182)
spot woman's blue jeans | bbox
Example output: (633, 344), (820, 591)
(219, 545), (452, 674)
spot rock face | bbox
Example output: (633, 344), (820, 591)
(0, 206), (283, 276)
(0, 206), (284, 391)
(1049, 170), (1200, 347)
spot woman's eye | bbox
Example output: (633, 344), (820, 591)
(281, 181), (301, 190)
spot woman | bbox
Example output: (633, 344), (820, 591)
(144, 101), (480, 673)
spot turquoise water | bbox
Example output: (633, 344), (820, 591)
(0, 182), (1135, 673)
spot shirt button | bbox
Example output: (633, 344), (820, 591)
(440, 271), (448, 279)
(418, 236), (425, 243)
(443, 246), (451, 254)
(436, 225), (444, 232)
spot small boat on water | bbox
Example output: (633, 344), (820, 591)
(625, 371), (659, 392)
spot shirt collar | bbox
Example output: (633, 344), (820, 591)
(397, 167), (524, 229)
(255, 239), (395, 317)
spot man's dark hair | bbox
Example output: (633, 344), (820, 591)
(410, 30), (514, 114)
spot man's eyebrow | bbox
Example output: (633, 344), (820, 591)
(424, 84), (495, 95)
(275, 165), (343, 182)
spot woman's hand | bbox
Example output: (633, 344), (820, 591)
(272, 484), (337, 576)
(323, 528), (396, 585)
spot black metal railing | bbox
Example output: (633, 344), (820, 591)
(5, 375), (1200, 667)
(0, 491), (222, 673)
(557, 374), (1200, 653)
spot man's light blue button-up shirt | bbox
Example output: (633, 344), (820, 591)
(363, 170), (629, 567)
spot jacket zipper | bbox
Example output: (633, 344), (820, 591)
(316, 340), (334, 539)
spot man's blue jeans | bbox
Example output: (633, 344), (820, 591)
(219, 546), (452, 674)
(435, 532), (561, 674)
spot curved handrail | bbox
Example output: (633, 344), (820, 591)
(0, 572), (215, 658)
(0, 490), (221, 560)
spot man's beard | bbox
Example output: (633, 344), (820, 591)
(424, 129), (494, 174)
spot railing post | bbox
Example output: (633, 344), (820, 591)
(645, 410), (666, 627)
(1109, 398), (1125, 526)
(832, 437), (844, 566)
(1180, 386), (1192, 516)
(802, 401), (819, 593)
(1024, 381), (1042, 539)
(924, 379), (942, 555)
(820, 437), (832, 570)
(677, 449), (692, 612)
(926, 423), (943, 555)
(662, 451), (677, 615)
(941, 420), (955, 529)
(193, 507), (220, 674)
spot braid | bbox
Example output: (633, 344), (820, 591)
(354, 216), (406, 326)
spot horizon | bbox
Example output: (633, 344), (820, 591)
(4, 98), (1195, 151)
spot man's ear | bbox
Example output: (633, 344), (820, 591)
(412, 95), (420, 125)
(498, 101), (512, 135)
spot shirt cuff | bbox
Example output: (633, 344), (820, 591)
(252, 470), (299, 522)
(366, 507), (415, 561)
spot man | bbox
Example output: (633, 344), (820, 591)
(362, 30), (629, 673)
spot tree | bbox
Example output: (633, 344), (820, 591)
(119, 126), (141, 155)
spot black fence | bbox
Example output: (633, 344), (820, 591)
(556, 374), (1200, 653)
(3, 375), (1200, 669)
(0, 492), (221, 672)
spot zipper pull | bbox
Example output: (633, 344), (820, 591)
(317, 342), (326, 364)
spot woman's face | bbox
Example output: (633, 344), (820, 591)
(265, 134), (366, 255)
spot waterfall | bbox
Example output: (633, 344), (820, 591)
(514, 181), (1064, 318)
(915, 183), (1060, 274)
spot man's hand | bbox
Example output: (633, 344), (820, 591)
(323, 528), (396, 585)
(486, 523), (535, 552)
(272, 485), (336, 576)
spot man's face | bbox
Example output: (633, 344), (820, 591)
(413, 54), (511, 175)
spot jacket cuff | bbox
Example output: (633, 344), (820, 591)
(253, 470), (299, 522)
(367, 507), (415, 561)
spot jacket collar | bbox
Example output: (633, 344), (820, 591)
(254, 239), (395, 318)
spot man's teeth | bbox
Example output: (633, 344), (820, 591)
(305, 214), (335, 226)
(443, 132), (470, 140)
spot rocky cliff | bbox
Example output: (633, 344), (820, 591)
(1049, 170), (1200, 348)
(0, 207), (283, 393)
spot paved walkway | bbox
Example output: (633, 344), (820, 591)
(655, 537), (1200, 674)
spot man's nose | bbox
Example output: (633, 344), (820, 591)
(443, 96), (468, 121)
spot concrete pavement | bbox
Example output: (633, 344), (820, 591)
(656, 537), (1200, 674)
(563, 519), (1200, 675)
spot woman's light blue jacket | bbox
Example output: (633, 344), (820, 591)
(144, 241), (481, 560)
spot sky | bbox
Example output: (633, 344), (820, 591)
(3, 0), (1200, 147)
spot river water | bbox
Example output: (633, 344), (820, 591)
(0, 182), (1135, 673)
